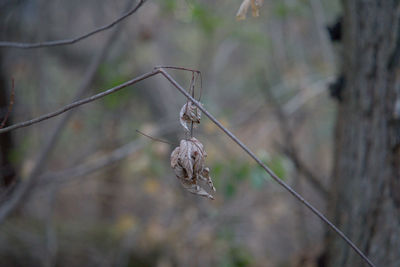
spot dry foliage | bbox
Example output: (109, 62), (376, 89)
(171, 100), (215, 199)
(236, 0), (263, 20)
(179, 101), (202, 132)
(171, 137), (215, 199)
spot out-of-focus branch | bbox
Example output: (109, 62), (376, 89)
(261, 80), (328, 199)
(0, 0), (146, 49)
(21, 0), (139, 201)
(0, 0), (140, 227)
(277, 143), (328, 197)
(41, 140), (144, 184)
(0, 67), (375, 266)
(39, 122), (178, 185)
(0, 78), (14, 129)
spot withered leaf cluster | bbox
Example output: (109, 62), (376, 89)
(179, 102), (201, 132)
(171, 102), (216, 199)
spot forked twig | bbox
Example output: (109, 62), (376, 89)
(0, 67), (375, 267)
(156, 65), (203, 100)
(0, 78), (15, 129)
(0, 0), (146, 49)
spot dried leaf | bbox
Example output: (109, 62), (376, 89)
(180, 179), (214, 200)
(179, 102), (202, 132)
(251, 0), (258, 17)
(236, 0), (263, 20)
(200, 167), (216, 191)
(170, 137), (215, 199)
(236, 0), (251, 20)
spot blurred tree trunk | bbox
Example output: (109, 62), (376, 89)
(0, 52), (16, 188)
(325, 1), (400, 266)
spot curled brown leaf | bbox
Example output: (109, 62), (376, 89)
(179, 102), (201, 132)
(170, 137), (215, 199)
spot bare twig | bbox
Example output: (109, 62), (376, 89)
(0, 67), (375, 267)
(156, 65), (203, 100)
(0, 71), (159, 134)
(136, 129), (176, 146)
(0, 78), (15, 129)
(0, 0), (146, 49)
(40, 138), (145, 185)
(39, 122), (178, 185)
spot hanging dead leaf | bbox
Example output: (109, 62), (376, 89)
(179, 102), (202, 132)
(170, 137), (215, 199)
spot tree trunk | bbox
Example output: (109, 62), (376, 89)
(325, 1), (400, 266)
(0, 52), (17, 188)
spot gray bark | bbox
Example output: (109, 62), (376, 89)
(325, 1), (400, 266)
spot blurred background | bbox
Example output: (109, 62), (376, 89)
(0, 0), (341, 266)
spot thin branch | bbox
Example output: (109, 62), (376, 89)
(0, 0), (146, 49)
(156, 65), (203, 100)
(39, 122), (178, 185)
(155, 65), (201, 74)
(0, 78), (14, 128)
(40, 139), (145, 185)
(0, 67), (375, 267)
(136, 129), (176, 146)
(0, 70), (159, 134)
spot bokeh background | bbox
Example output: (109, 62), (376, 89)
(0, 0), (341, 266)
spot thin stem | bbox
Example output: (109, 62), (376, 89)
(155, 66), (201, 74)
(0, 0), (146, 49)
(189, 72), (195, 138)
(197, 72), (203, 101)
(155, 66), (202, 101)
(136, 130), (176, 146)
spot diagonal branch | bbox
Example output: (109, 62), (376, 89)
(0, 67), (375, 267)
(260, 82), (328, 198)
(0, 70), (159, 134)
(0, 0), (146, 49)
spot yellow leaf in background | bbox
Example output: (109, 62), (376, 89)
(236, 0), (263, 20)
(114, 215), (136, 236)
(144, 179), (160, 194)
